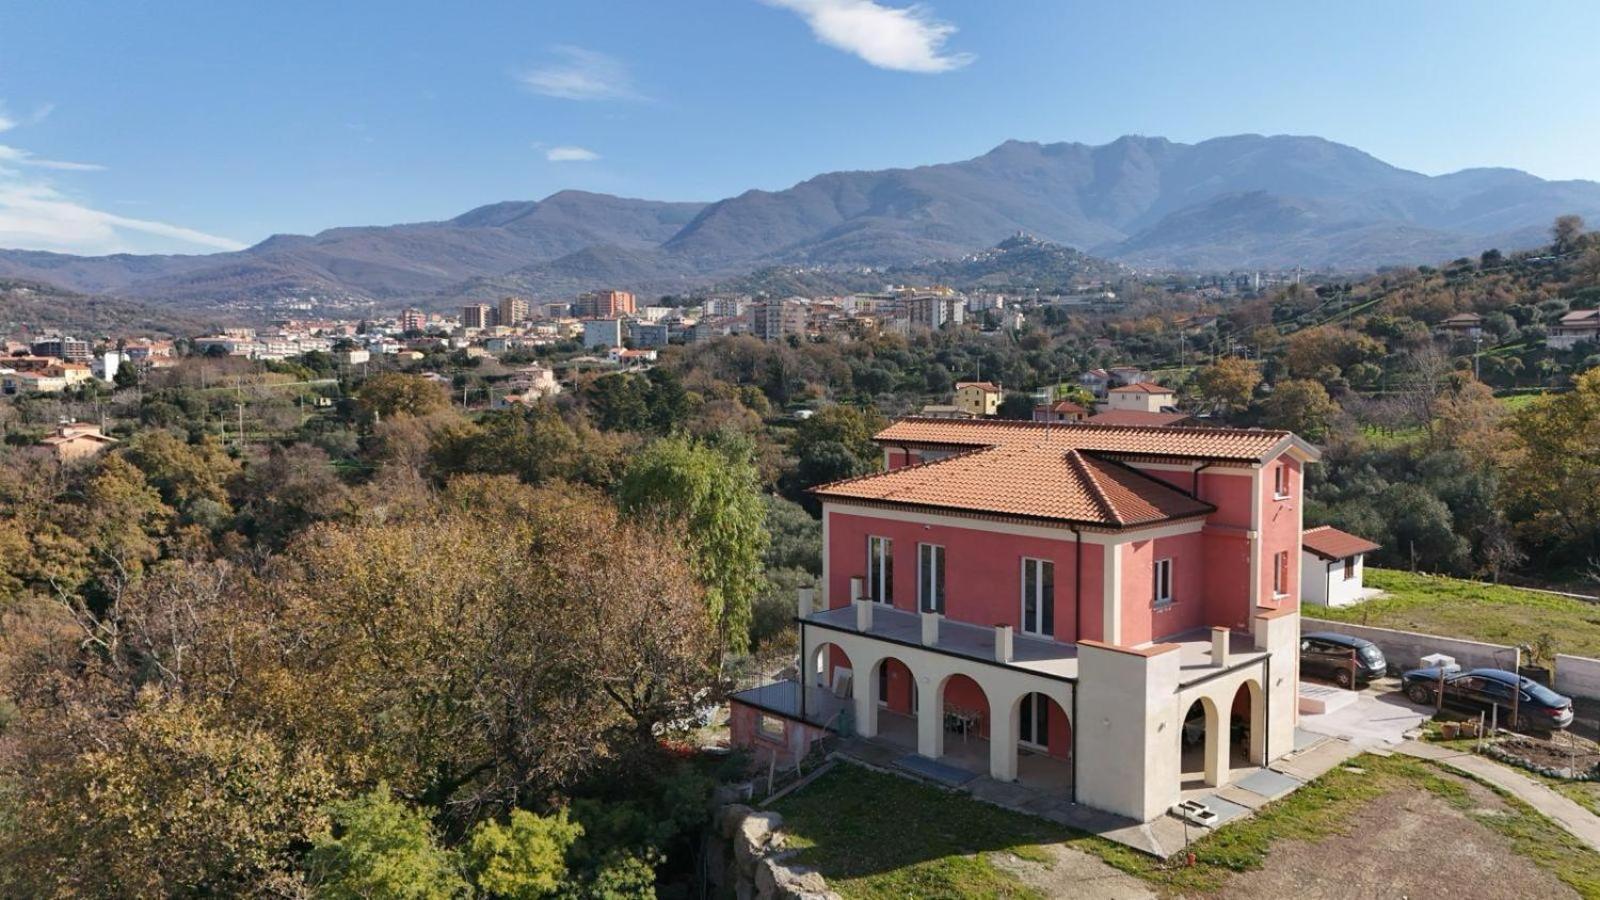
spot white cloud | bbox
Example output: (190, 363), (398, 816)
(545, 145), (600, 162)
(763, 0), (974, 73)
(517, 46), (640, 100)
(0, 180), (247, 254)
(0, 113), (15, 134)
(0, 144), (105, 172)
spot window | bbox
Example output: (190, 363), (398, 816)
(1273, 550), (1290, 597)
(867, 536), (893, 603)
(1021, 558), (1055, 637)
(1273, 464), (1290, 499)
(1019, 693), (1049, 748)
(918, 543), (945, 614)
(1153, 558), (1173, 607)
(877, 662), (889, 707)
(1343, 556), (1356, 581)
(757, 714), (785, 741)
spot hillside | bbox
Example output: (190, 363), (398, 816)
(0, 279), (221, 337)
(2, 135), (1598, 308)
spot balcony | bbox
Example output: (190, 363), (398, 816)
(803, 602), (1079, 680)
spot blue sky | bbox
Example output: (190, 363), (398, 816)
(1, 0), (1596, 255)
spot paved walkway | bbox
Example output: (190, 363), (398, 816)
(1396, 740), (1600, 852)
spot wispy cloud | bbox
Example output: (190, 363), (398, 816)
(0, 180), (246, 253)
(0, 100), (244, 254)
(763, 0), (974, 73)
(0, 144), (105, 172)
(545, 145), (600, 163)
(517, 46), (640, 101)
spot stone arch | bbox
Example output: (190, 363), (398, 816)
(1230, 678), (1266, 766)
(1179, 695), (1224, 787)
(808, 641), (854, 694)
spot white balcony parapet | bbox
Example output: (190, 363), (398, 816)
(994, 624), (1014, 663)
(797, 587), (814, 619)
(1211, 626), (1230, 667)
(920, 611), (941, 646)
(854, 598), (874, 631)
(849, 576), (864, 603)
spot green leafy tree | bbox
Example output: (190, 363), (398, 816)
(356, 372), (450, 421)
(307, 786), (468, 900)
(1258, 379), (1339, 440)
(1501, 368), (1600, 562)
(466, 809), (583, 899)
(618, 436), (769, 654)
(1194, 356), (1261, 413)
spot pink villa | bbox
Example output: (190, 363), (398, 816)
(730, 417), (1320, 823)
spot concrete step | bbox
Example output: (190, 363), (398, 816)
(1298, 681), (1359, 715)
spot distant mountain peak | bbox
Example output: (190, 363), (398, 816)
(1, 132), (1596, 306)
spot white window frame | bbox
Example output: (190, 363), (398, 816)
(867, 536), (893, 604)
(917, 542), (945, 614)
(1273, 550), (1290, 597)
(1274, 463), (1290, 499)
(1153, 557), (1173, 607)
(1020, 557), (1055, 637)
(757, 714), (785, 741)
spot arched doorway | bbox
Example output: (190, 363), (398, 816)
(867, 656), (918, 749)
(1179, 696), (1223, 788)
(1230, 680), (1266, 768)
(1007, 690), (1073, 790)
(925, 673), (990, 764)
(809, 641), (854, 694)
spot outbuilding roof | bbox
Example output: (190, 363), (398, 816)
(1087, 409), (1192, 427)
(1302, 525), (1381, 561)
(871, 417), (1315, 464)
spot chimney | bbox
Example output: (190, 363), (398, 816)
(920, 611), (940, 647)
(994, 624), (1014, 663)
(1211, 626), (1230, 667)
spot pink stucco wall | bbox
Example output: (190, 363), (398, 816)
(729, 701), (830, 767)
(1119, 530), (1207, 644)
(826, 508), (1103, 643)
(1258, 457), (1301, 611)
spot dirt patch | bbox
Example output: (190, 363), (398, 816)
(1217, 778), (1576, 900)
(986, 845), (1155, 900)
(1498, 732), (1600, 775)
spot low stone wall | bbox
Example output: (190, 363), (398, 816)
(706, 801), (840, 900)
(1556, 654), (1600, 701)
(1304, 621), (1517, 672)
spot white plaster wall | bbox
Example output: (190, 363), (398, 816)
(1555, 655), (1600, 701)
(1075, 643), (1181, 822)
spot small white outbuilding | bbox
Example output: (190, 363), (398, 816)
(1300, 526), (1381, 608)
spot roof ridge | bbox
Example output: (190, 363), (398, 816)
(890, 415), (1290, 440)
(1063, 449), (1124, 527)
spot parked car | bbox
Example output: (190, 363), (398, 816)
(1301, 632), (1387, 688)
(1401, 667), (1574, 732)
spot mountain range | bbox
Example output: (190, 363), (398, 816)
(3, 133), (1597, 308)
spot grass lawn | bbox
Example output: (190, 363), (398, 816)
(1304, 568), (1600, 659)
(774, 756), (1600, 897)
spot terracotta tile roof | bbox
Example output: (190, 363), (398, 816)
(813, 443), (1212, 528)
(1087, 409), (1193, 427)
(1108, 382), (1173, 395)
(872, 417), (1308, 463)
(1441, 312), (1483, 324)
(1036, 400), (1087, 414)
(954, 381), (1002, 392)
(1559, 309), (1600, 325)
(1302, 525), (1381, 560)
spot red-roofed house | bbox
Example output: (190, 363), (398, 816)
(1104, 382), (1178, 414)
(1550, 309), (1600, 350)
(953, 381), (1003, 417)
(730, 417), (1321, 823)
(1300, 526), (1381, 608)
(1031, 400), (1087, 423)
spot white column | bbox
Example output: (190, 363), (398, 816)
(989, 692), (1019, 782)
(853, 663), (878, 739)
(920, 611), (940, 646)
(1204, 700), (1229, 787)
(797, 587), (814, 619)
(1210, 626), (1230, 667)
(993, 625), (1014, 663)
(917, 675), (944, 759)
(1102, 543), (1123, 645)
(854, 598), (874, 631)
